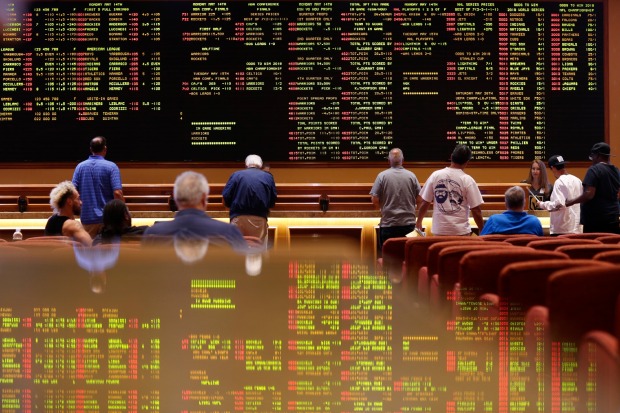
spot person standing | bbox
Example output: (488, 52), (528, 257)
(480, 186), (543, 236)
(522, 159), (553, 204)
(566, 142), (620, 234)
(370, 148), (421, 252)
(416, 144), (484, 235)
(222, 154), (277, 245)
(44, 181), (92, 246)
(72, 136), (124, 238)
(536, 155), (582, 235)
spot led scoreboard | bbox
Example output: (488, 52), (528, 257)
(0, 1), (605, 162)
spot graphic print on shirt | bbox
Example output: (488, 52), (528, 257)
(434, 178), (464, 215)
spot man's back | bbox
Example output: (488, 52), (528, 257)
(480, 210), (543, 236)
(222, 167), (277, 218)
(371, 167), (420, 226)
(144, 209), (246, 250)
(582, 162), (620, 225)
(543, 173), (582, 234)
(421, 167), (483, 235)
(73, 155), (122, 225)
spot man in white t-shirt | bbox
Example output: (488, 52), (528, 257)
(537, 155), (582, 235)
(416, 145), (484, 235)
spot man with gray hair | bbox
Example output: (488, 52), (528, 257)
(144, 171), (247, 250)
(44, 181), (93, 246)
(480, 186), (543, 236)
(370, 148), (421, 253)
(222, 154), (277, 245)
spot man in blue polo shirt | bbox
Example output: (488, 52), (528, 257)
(480, 186), (543, 236)
(73, 136), (124, 237)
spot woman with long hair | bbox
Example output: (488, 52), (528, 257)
(93, 199), (148, 244)
(523, 159), (553, 204)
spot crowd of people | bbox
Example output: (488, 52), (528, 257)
(43, 136), (277, 252)
(38, 136), (620, 255)
(372, 142), (620, 251)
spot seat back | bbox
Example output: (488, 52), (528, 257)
(503, 235), (546, 246)
(436, 244), (516, 293)
(498, 259), (613, 311)
(479, 234), (539, 242)
(419, 240), (503, 301)
(526, 238), (601, 251)
(548, 266), (620, 342)
(593, 250), (620, 264)
(555, 243), (620, 259)
(596, 234), (620, 244)
(381, 237), (410, 281)
(558, 232), (614, 240)
(23, 235), (73, 242)
(427, 241), (507, 284)
(403, 236), (473, 289)
(459, 248), (568, 297)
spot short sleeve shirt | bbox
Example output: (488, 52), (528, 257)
(420, 167), (484, 236)
(73, 155), (123, 225)
(370, 167), (421, 227)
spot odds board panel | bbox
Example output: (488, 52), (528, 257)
(0, 1), (605, 162)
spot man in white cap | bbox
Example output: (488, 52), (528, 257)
(566, 142), (620, 234)
(536, 155), (583, 235)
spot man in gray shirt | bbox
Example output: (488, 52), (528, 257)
(370, 148), (421, 254)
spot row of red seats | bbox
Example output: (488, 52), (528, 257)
(380, 232), (620, 413)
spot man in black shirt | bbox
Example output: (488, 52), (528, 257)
(566, 142), (620, 233)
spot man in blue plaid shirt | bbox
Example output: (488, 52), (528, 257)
(72, 136), (124, 237)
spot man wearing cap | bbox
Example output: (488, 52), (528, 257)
(416, 144), (484, 235)
(536, 155), (583, 235)
(566, 142), (620, 234)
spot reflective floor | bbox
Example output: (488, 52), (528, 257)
(0, 241), (615, 412)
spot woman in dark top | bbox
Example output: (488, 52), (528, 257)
(522, 159), (553, 205)
(93, 199), (148, 245)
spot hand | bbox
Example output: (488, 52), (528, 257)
(565, 199), (572, 207)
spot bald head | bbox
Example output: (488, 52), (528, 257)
(388, 148), (404, 167)
(90, 136), (107, 154)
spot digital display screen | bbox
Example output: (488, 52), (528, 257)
(0, 1), (604, 162)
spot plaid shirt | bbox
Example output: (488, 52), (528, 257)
(72, 155), (122, 225)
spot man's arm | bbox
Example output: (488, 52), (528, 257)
(566, 186), (594, 207)
(371, 195), (380, 210)
(221, 177), (236, 207)
(113, 189), (124, 202)
(62, 219), (93, 246)
(471, 205), (484, 233)
(415, 200), (431, 231)
(537, 181), (564, 211)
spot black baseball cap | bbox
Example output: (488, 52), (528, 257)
(589, 142), (611, 159)
(548, 155), (566, 168)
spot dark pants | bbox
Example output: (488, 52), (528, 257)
(583, 221), (620, 234)
(378, 225), (414, 255)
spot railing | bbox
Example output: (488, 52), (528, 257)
(0, 182), (530, 215)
